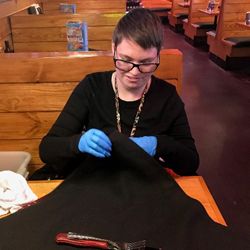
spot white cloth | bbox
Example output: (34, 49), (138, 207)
(0, 170), (37, 216)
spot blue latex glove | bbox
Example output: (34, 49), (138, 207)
(129, 136), (157, 156)
(78, 129), (112, 158)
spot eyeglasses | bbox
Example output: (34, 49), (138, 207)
(113, 52), (160, 73)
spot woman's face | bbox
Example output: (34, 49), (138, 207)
(113, 38), (158, 92)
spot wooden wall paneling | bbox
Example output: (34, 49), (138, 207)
(13, 40), (112, 52)
(0, 111), (59, 139)
(0, 82), (78, 112)
(10, 13), (123, 27)
(41, 0), (126, 12)
(10, 13), (124, 51)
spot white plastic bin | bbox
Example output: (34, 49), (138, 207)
(0, 151), (31, 179)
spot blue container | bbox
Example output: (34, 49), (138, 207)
(66, 21), (88, 51)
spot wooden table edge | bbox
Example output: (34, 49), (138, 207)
(197, 176), (227, 226)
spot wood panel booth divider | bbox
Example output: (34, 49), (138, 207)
(206, 0), (250, 69)
(168, 0), (189, 32)
(40, 0), (126, 14)
(183, 0), (220, 46)
(10, 12), (124, 52)
(0, 49), (183, 174)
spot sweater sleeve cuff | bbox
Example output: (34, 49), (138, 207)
(70, 134), (83, 155)
(155, 135), (176, 156)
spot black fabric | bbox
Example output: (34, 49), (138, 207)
(224, 37), (250, 48)
(0, 132), (248, 250)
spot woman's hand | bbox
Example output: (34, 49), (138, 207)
(130, 136), (157, 156)
(78, 129), (112, 158)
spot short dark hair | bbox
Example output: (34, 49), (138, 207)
(112, 8), (164, 53)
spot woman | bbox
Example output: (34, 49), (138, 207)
(35, 8), (199, 179)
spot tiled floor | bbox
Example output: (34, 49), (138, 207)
(162, 25), (250, 237)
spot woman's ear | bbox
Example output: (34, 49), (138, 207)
(112, 43), (115, 54)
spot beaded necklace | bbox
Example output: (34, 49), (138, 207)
(114, 75), (148, 137)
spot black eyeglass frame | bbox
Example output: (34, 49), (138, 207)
(113, 51), (160, 73)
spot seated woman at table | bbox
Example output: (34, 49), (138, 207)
(30, 8), (199, 180)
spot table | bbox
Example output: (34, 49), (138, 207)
(27, 176), (226, 226)
(0, 176), (226, 226)
(199, 9), (220, 26)
(236, 22), (250, 30)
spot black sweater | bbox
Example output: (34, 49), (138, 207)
(39, 71), (199, 175)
